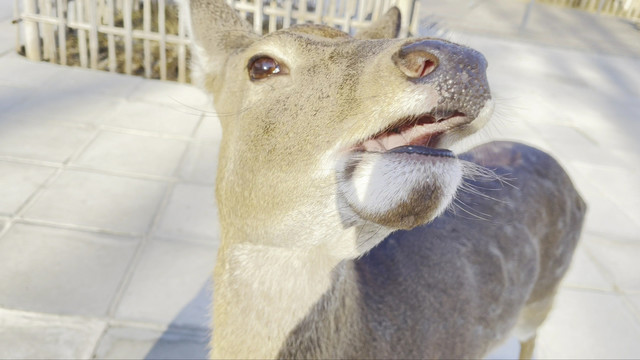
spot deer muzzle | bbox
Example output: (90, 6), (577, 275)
(335, 39), (493, 230)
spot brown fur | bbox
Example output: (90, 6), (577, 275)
(187, 1), (586, 358)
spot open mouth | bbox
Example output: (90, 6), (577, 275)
(352, 109), (469, 158)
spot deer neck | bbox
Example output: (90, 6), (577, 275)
(211, 237), (345, 358)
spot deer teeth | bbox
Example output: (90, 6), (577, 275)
(355, 111), (467, 153)
(362, 123), (439, 152)
(361, 138), (387, 152)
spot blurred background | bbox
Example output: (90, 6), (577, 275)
(0, 0), (639, 358)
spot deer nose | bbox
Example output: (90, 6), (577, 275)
(392, 38), (491, 119)
(392, 39), (488, 80)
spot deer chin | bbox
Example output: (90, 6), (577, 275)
(336, 113), (466, 230)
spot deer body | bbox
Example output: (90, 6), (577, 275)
(188, 1), (586, 358)
(277, 142), (584, 359)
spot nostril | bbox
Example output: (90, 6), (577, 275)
(419, 59), (436, 78)
(393, 49), (439, 79)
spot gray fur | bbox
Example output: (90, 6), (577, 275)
(278, 142), (585, 359)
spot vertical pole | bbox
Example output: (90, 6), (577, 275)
(76, 0), (88, 67)
(123, 0), (132, 75)
(89, 0), (99, 69)
(326, 0), (336, 28)
(300, 0), (308, 22)
(106, 0), (116, 72)
(268, 0), (276, 33)
(314, 0), (323, 25)
(253, 0), (263, 34)
(284, 0), (292, 28)
(520, 0), (535, 32)
(597, 0), (606, 13)
(143, 0), (151, 78)
(238, 0), (246, 22)
(57, 0), (67, 65)
(41, 0), (56, 62)
(355, 0), (365, 32)
(395, 0), (412, 37)
(409, 0), (419, 36)
(14, 0), (21, 53)
(177, 0), (186, 83)
(158, 0), (167, 80)
(343, 0), (353, 34)
(372, 0), (383, 24)
(23, 0), (41, 61)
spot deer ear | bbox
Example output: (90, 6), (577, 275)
(355, 7), (401, 39)
(189, 0), (258, 76)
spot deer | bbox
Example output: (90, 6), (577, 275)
(186, 0), (586, 358)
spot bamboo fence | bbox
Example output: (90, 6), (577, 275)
(14, 0), (638, 83)
(536, 0), (640, 19)
(13, 0), (420, 83)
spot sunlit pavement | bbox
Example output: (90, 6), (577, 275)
(0, 0), (639, 358)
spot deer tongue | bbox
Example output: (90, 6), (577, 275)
(360, 124), (445, 153)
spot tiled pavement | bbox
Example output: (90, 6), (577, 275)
(1, 0), (639, 358)
(0, 50), (217, 357)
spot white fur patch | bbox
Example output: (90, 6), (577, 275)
(338, 151), (462, 222)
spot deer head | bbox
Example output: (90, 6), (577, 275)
(189, 0), (493, 259)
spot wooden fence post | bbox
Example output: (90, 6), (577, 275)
(23, 0), (41, 61)
(395, 0), (413, 37)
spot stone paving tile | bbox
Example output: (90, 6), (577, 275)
(72, 131), (189, 178)
(0, 308), (106, 359)
(23, 170), (167, 235)
(4, 90), (122, 127)
(463, 31), (640, 99)
(0, 4), (10, 20)
(570, 99), (640, 156)
(573, 162), (640, 226)
(194, 115), (222, 140)
(0, 119), (94, 163)
(94, 325), (209, 359)
(457, 116), (552, 157)
(531, 123), (626, 170)
(537, 288), (640, 359)
(114, 239), (215, 327)
(583, 201), (640, 243)
(485, 336), (520, 360)
(569, 174), (640, 242)
(0, 161), (56, 216)
(42, 65), (143, 98)
(627, 294), (640, 323)
(562, 244), (614, 292)
(465, 32), (640, 156)
(128, 79), (212, 109)
(422, 0), (640, 58)
(0, 84), (31, 112)
(611, 148), (640, 171)
(0, 54), (61, 88)
(105, 101), (201, 137)
(169, 283), (212, 331)
(177, 140), (219, 184)
(598, 55), (640, 99)
(0, 223), (137, 316)
(0, 21), (14, 55)
(583, 235), (640, 294)
(515, 90), (638, 162)
(153, 183), (219, 244)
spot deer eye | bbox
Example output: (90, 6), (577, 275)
(248, 56), (286, 80)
